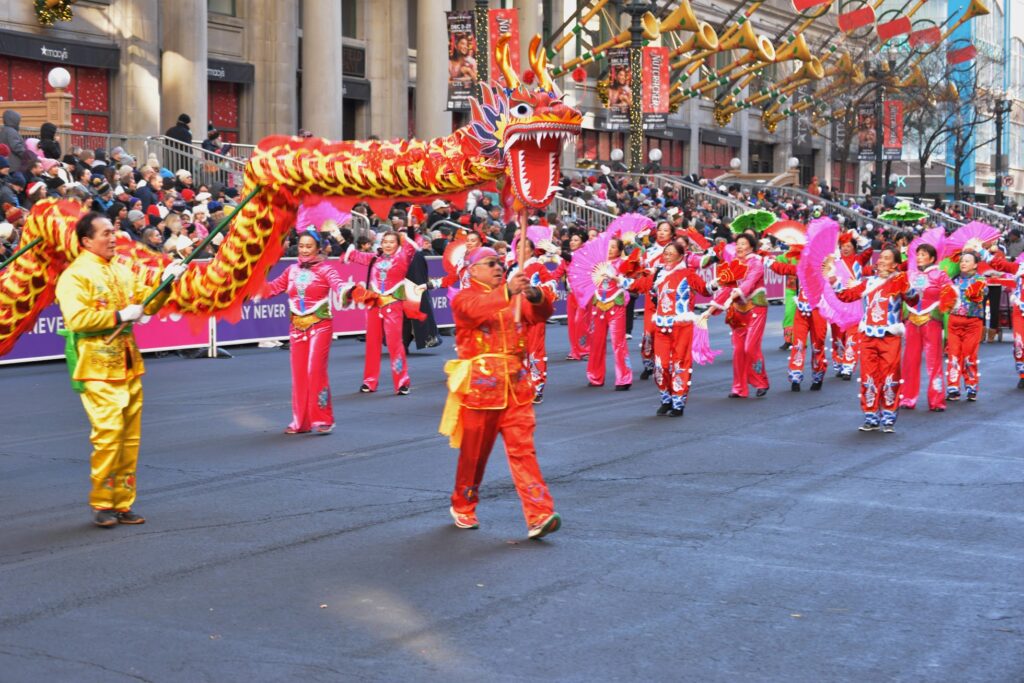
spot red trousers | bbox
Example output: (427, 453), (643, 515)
(830, 323), (858, 375)
(728, 307), (768, 397)
(640, 303), (655, 373)
(946, 315), (983, 395)
(587, 304), (633, 386)
(363, 301), (410, 392)
(450, 401), (555, 528)
(1013, 307), (1024, 379)
(526, 321), (548, 395)
(789, 311), (828, 385)
(901, 319), (944, 410)
(567, 295), (591, 359)
(289, 319), (335, 431)
(653, 323), (693, 409)
(859, 334), (902, 426)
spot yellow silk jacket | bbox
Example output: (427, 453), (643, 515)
(55, 250), (167, 382)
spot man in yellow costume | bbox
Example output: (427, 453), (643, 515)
(56, 213), (185, 527)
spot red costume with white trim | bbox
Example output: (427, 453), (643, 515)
(345, 237), (418, 392)
(509, 255), (562, 399)
(946, 272), (987, 399)
(648, 262), (712, 410)
(587, 258), (634, 387)
(770, 255), (828, 387)
(985, 254), (1024, 381)
(264, 259), (347, 432)
(836, 272), (917, 427)
(900, 265), (957, 410)
(442, 276), (556, 530)
(712, 253), (769, 397)
(832, 245), (873, 377)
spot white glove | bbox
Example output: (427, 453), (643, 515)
(118, 304), (145, 322)
(163, 262), (187, 281)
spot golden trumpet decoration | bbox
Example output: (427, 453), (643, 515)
(561, 11), (660, 71)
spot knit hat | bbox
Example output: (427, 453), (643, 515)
(0, 222), (13, 240)
(207, 201), (223, 213)
(111, 146), (125, 157)
(466, 247), (498, 266)
(0, 156), (8, 170)
(177, 113), (191, 125)
(180, 188), (196, 202)
(93, 179), (111, 195)
(194, 191), (212, 203)
(5, 206), (25, 223)
(127, 209), (145, 223)
(8, 172), (26, 187)
(27, 181), (47, 197)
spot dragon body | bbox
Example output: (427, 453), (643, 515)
(0, 34), (581, 357)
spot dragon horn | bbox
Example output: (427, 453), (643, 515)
(494, 33), (520, 90)
(528, 34), (557, 94)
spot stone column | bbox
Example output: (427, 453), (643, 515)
(514, 0), (541, 59)
(160, 0), (208, 138)
(367, 0), (410, 139)
(301, 0), (344, 139)
(415, 0), (452, 139)
(688, 99), (700, 175)
(249, 0), (300, 139)
(739, 108), (750, 172)
(108, 0), (161, 155)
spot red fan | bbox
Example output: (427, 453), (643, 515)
(763, 220), (807, 247)
(947, 221), (1000, 257)
(681, 228), (710, 251)
(567, 231), (612, 307)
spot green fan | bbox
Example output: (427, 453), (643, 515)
(729, 209), (778, 234)
(878, 200), (928, 223)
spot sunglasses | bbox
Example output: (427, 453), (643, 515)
(473, 259), (503, 269)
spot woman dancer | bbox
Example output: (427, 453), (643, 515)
(834, 247), (917, 432)
(900, 243), (956, 412)
(345, 230), (419, 395)
(710, 233), (769, 398)
(587, 238), (634, 390)
(507, 240), (562, 404)
(832, 232), (872, 380)
(564, 230), (590, 361)
(647, 240), (714, 416)
(946, 251), (988, 401)
(639, 221), (674, 380)
(262, 228), (347, 434)
(983, 249), (1024, 388)
(770, 245), (828, 391)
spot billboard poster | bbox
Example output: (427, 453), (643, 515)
(857, 102), (878, 161)
(641, 46), (669, 131)
(606, 48), (631, 131)
(883, 99), (903, 160)
(487, 8), (519, 89)
(446, 11), (477, 111)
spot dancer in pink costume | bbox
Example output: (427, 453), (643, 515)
(587, 238), (635, 390)
(564, 231), (591, 361)
(900, 243), (957, 412)
(262, 229), (348, 434)
(344, 230), (421, 395)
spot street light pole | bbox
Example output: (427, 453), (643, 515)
(874, 80), (884, 199)
(625, 0), (649, 173)
(994, 98), (1010, 206)
(474, 0), (490, 99)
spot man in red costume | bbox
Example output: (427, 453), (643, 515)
(439, 247), (561, 539)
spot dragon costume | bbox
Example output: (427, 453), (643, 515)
(0, 35), (582, 358)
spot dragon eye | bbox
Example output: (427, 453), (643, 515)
(511, 103), (533, 118)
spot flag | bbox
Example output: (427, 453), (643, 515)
(488, 8), (520, 89)
(838, 7), (875, 32)
(876, 17), (911, 41)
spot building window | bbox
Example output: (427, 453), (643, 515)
(208, 81), (240, 142)
(209, 0), (235, 16)
(343, 0), (358, 39)
(0, 57), (110, 136)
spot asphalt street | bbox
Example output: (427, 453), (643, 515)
(1, 313), (1022, 682)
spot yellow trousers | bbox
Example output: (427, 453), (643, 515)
(79, 377), (143, 511)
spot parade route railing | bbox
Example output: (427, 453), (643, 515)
(947, 201), (1024, 232)
(726, 181), (897, 233)
(551, 193), (617, 230)
(146, 136), (247, 190)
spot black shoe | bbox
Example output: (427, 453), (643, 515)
(117, 510), (146, 525)
(614, 384), (631, 391)
(791, 382), (801, 392)
(533, 392), (544, 405)
(397, 384), (410, 396)
(1018, 378), (1024, 389)
(656, 403), (672, 416)
(810, 381), (823, 391)
(640, 368), (653, 380)
(359, 384), (373, 393)
(966, 390), (977, 402)
(756, 388), (769, 398)
(588, 382), (604, 387)
(668, 408), (684, 417)
(728, 392), (744, 398)
(93, 509), (118, 528)
(840, 372), (853, 381)
(929, 406), (945, 412)
(779, 342), (791, 350)
(425, 336), (442, 348)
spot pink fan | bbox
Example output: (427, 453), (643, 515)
(606, 213), (655, 242)
(296, 196), (352, 231)
(568, 231), (612, 307)
(799, 217), (863, 331)
(510, 224), (554, 257)
(691, 316), (721, 365)
(907, 228), (946, 279)
(947, 221), (1000, 257)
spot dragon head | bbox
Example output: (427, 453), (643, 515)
(468, 35), (582, 211)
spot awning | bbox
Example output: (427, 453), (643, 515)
(342, 78), (370, 101)
(699, 129), (741, 148)
(0, 29), (119, 69)
(208, 59), (255, 84)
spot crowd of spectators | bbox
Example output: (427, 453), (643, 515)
(0, 109), (242, 264)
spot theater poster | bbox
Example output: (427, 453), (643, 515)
(606, 48), (631, 131)
(883, 99), (903, 160)
(488, 8), (519, 89)
(641, 46), (669, 131)
(856, 102), (877, 161)
(446, 11), (477, 110)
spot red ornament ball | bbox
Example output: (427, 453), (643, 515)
(572, 67), (587, 83)
(522, 70), (535, 85)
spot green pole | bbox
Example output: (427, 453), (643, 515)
(0, 237), (42, 271)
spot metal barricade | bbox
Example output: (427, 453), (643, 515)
(550, 193), (616, 230)
(947, 201), (1024, 232)
(19, 127), (150, 166)
(145, 136), (247, 190)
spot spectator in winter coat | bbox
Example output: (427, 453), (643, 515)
(1, 110), (37, 174)
(38, 122), (62, 160)
(164, 113), (193, 145)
